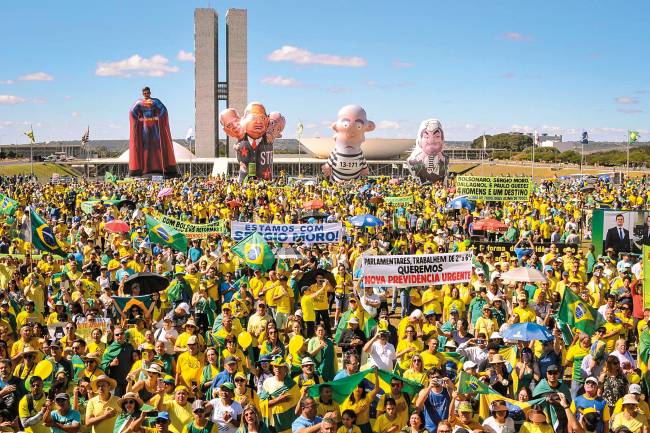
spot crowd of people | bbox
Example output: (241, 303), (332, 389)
(0, 173), (647, 433)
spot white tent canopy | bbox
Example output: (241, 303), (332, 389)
(114, 141), (196, 163)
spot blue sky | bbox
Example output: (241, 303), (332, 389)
(1, 0), (648, 144)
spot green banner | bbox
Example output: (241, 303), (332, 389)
(643, 245), (650, 309)
(384, 196), (414, 204)
(456, 176), (532, 202)
(80, 199), (130, 215)
(157, 214), (228, 239)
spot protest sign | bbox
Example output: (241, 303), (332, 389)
(362, 252), (473, 287)
(456, 176), (532, 201)
(473, 241), (578, 258)
(231, 221), (343, 244)
(384, 196), (414, 205)
(158, 214), (228, 239)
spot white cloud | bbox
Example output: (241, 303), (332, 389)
(31, 98), (47, 104)
(327, 86), (350, 94)
(376, 120), (400, 130)
(0, 80), (14, 85)
(0, 95), (26, 105)
(18, 72), (54, 81)
(177, 50), (195, 62)
(499, 72), (516, 79)
(64, 95), (73, 100)
(305, 123), (317, 129)
(71, 112), (80, 118)
(393, 60), (414, 68)
(96, 54), (179, 78)
(260, 76), (305, 87)
(267, 46), (367, 67)
(618, 108), (643, 114)
(614, 96), (639, 104)
(501, 32), (530, 41)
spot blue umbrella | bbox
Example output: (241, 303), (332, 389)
(446, 196), (475, 211)
(501, 322), (554, 342)
(348, 214), (384, 228)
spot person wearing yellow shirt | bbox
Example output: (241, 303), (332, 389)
(310, 276), (333, 331)
(175, 336), (205, 393)
(474, 305), (499, 337)
(248, 269), (267, 299)
(612, 384), (650, 416)
(259, 272), (280, 315)
(18, 376), (49, 433)
(419, 335), (446, 371)
(174, 319), (205, 354)
(85, 375), (121, 433)
(156, 386), (193, 433)
(15, 302), (41, 333)
(373, 397), (402, 433)
(602, 308), (625, 353)
(272, 275), (291, 331)
(340, 369), (380, 433)
(512, 295), (537, 323)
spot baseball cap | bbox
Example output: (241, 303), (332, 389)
(192, 400), (205, 412)
(220, 382), (235, 391)
(629, 384), (642, 394)
(546, 364), (560, 373)
(224, 356), (237, 365)
(585, 376), (599, 385)
(463, 360), (477, 371)
(156, 412), (170, 423)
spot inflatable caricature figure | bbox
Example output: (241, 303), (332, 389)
(407, 119), (448, 183)
(266, 112), (286, 144)
(220, 102), (278, 183)
(322, 105), (375, 182)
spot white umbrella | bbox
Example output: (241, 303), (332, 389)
(500, 267), (546, 283)
(274, 246), (304, 260)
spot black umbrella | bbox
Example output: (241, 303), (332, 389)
(300, 211), (328, 222)
(123, 272), (169, 295)
(296, 268), (336, 288)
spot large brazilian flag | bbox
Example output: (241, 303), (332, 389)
(30, 208), (66, 257)
(145, 214), (188, 252)
(557, 287), (603, 335)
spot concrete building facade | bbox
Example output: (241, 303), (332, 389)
(194, 8), (218, 158)
(194, 7), (247, 158)
(226, 9), (247, 156)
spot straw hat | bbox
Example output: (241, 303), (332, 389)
(622, 393), (639, 406)
(489, 354), (506, 364)
(91, 375), (117, 392)
(118, 392), (144, 409)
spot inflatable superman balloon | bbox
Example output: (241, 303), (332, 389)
(407, 119), (448, 183)
(322, 105), (375, 182)
(129, 87), (177, 177)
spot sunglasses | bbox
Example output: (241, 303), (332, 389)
(124, 400), (136, 405)
(55, 398), (67, 403)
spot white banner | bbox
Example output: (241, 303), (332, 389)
(231, 221), (343, 244)
(362, 252), (474, 287)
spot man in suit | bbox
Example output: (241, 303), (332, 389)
(641, 215), (650, 246)
(604, 213), (631, 254)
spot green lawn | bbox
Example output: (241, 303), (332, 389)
(0, 163), (80, 182)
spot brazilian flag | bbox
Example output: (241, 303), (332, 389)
(112, 295), (153, 313)
(0, 194), (18, 216)
(145, 214), (188, 252)
(557, 287), (603, 335)
(30, 208), (66, 257)
(231, 232), (275, 272)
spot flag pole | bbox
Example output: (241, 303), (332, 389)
(29, 125), (34, 176)
(626, 130), (630, 177)
(531, 130), (536, 180)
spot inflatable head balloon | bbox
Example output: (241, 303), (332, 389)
(219, 108), (244, 140)
(407, 118), (448, 183)
(231, 101), (277, 183)
(241, 102), (269, 140)
(266, 112), (286, 143)
(322, 104), (375, 182)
